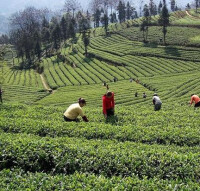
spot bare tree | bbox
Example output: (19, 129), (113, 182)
(9, 7), (50, 68)
(63, 0), (81, 18)
(112, 0), (121, 9)
(108, 0), (120, 14)
(139, 0), (144, 16)
(89, 0), (102, 12)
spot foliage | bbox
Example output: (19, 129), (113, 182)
(158, 3), (170, 45)
(2, 8), (200, 189)
(1, 169), (200, 190)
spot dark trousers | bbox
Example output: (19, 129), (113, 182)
(195, 102), (200, 108)
(0, 95), (2, 103)
(64, 116), (77, 122)
(107, 108), (114, 116)
(154, 103), (162, 111)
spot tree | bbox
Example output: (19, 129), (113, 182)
(139, 0), (144, 17)
(175, 5), (180, 11)
(63, 0), (81, 18)
(149, 0), (155, 16)
(108, 0), (118, 15)
(117, 1), (126, 23)
(158, 1), (163, 14)
(10, 29), (25, 63)
(186, 3), (191, 9)
(10, 8), (38, 67)
(170, 0), (176, 11)
(79, 16), (91, 57)
(89, 0), (102, 27)
(134, 11), (138, 18)
(126, 1), (131, 20)
(86, 10), (91, 21)
(158, 2), (170, 45)
(41, 27), (50, 57)
(126, 1), (135, 20)
(89, 0), (102, 16)
(101, 14), (109, 36)
(153, 4), (157, 16)
(110, 12), (117, 23)
(60, 16), (68, 40)
(33, 31), (42, 61)
(93, 9), (101, 27)
(68, 18), (76, 49)
(65, 13), (73, 39)
(51, 24), (61, 50)
(140, 4), (151, 42)
(101, 0), (109, 13)
(42, 17), (49, 28)
(0, 35), (9, 44)
(35, 41), (42, 61)
(9, 7), (49, 68)
(195, 0), (199, 13)
(109, 0), (120, 10)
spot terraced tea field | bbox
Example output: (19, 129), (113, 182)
(1, 9), (200, 190)
(1, 102), (200, 189)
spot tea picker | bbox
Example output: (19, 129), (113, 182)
(63, 98), (89, 122)
(102, 84), (115, 119)
(189, 94), (200, 108)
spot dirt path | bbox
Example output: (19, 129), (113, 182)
(40, 74), (52, 92)
(186, 10), (199, 19)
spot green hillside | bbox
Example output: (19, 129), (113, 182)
(1, 9), (200, 190)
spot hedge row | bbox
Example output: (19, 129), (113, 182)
(1, 169), (200, 191)
(1, 133), (200, 180)
(1, 115), (200, 147)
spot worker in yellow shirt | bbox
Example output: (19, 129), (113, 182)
(190, 94), (200, 108)
(64, 98), (89, 122)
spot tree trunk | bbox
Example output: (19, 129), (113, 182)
(85, 45), (87, 57)
(46, 48), (48, 57)
(163, 26), (167, 45)
(145, 28), (148, 42)
(143, 31), (145, 42)
(163, 26), (166, 45)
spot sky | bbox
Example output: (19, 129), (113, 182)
(0, 0), (192, 17)
(0, 0), (88, 16)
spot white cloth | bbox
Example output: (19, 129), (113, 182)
(153, 96), (162, 104)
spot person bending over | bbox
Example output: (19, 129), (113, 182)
(64, 98), (88, 122)
(153, 93), (162, 111)
(190, 94), (200, 108)
(143, 92), (147, 98)
(102, 91), (115, 119)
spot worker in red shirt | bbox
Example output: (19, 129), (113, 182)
(102, 91), (115, 118)
(190, 94), (200, 108)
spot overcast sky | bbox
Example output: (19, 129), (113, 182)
(0, 0), (89, 16)
(0, 0), (192, 17)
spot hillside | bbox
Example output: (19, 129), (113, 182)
(1, 9), (200, 189)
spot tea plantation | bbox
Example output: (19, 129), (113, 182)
(1, 9), (200, 190)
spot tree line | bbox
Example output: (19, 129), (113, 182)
(0, 0), (199, 70)
(8, 3), (91, 70)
